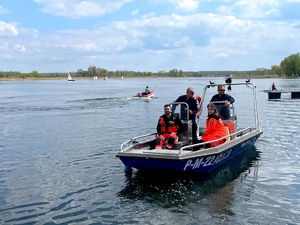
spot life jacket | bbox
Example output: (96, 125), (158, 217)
(159, 116), (179, 134)
(204, 115), (227, 138)
(195, 94), (201, 104)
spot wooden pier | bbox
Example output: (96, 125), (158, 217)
(266, 90), (300, 100)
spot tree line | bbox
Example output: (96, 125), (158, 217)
(271, 53), (300, 77)
(1, 53), (299, 79)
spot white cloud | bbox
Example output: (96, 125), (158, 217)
(156, 50), (166, 54)
(33, 0), (134, 18)
(142, 12), (156, 19)
(51, 56), (61, 61)
(0, 42), (9, 50)
(175, 0), (199, 11)
(0, 21), (18, 36)
(217, 5), (233, 15)
(14, 44), (26, 52)
(173, 36), (190, 47)
(0, 6), (9, 14)
(150, 0), (199, 11)
(233, 0), (281, 18)
(214, 53), (228, 58)
(132, 9), (139, 15)
(266, 8), (281, 17)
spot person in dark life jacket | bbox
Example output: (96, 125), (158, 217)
(210, 84), (235, 120)
(196, 103), (229, 149)
(172, 87), (200, 144)
(155, 104), (184, 149)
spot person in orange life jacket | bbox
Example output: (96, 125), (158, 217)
(271, 83), (277, 91)
(197, 103), (228, 149)
(171, 87), (200, 143)
(155, 104), (184, 149)
(210, 85), (235, 120)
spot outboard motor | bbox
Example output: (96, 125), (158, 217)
(225, 75), (232, 91)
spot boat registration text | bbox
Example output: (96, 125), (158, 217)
(183, 149), (232, 170)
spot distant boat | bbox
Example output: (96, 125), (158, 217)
(122, 76), (124, 80)
(133, 90), (155, 98)
(68, 72), (75, 82)
(94, 76), (98, 80)
(103, 76), (108, 80)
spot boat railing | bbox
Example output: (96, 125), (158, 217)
(171, 101), (190, 121)
(178, 127), (253, 154)
(202, 82), (260, 131)
(120, 133), (157, 152)
(171, 101), (192, 143)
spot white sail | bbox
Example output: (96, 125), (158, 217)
(68, 72), (75, 81)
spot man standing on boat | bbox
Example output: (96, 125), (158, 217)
(155, 104), (184, 149)
(172, 87), (200, 144)
(210, 85), (235, 120)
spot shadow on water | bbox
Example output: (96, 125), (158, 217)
(117, 147), (261, 212)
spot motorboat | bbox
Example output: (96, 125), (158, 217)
(117, 82), (262, 173)
(133, 90), (155, 98)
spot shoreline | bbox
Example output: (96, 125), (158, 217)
(0, 75), (283, 81)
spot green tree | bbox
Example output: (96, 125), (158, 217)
(76, 69), (87, 77)
(271, 65), (282, 76)
(87, 66), (97, 77)
(178, 70), (183, 77)
(280, 53), (300, 77)
(100, 68), (108, 77)
(169, 69), (178, 76)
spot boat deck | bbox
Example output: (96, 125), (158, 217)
(130, 148), (191, 155)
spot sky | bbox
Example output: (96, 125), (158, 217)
(0, 0), (300, 73)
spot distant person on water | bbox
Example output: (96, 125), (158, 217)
(271, 83), (277, 91)
(172, 87), (200, 144)
(144, 86), (150, 95)
(210, 85), (235, 120)
(196, 103), (229, 149)
(155, 104), (184, 149)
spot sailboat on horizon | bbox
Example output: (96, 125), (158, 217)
(68, 72), (75, 82)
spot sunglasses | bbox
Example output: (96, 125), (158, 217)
(219, 89), (225, 92)
(189, 91), (194, 94)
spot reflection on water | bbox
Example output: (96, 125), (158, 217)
(118, 147), (260, 217)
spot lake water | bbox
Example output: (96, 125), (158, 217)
(0, 78), (299, 224)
